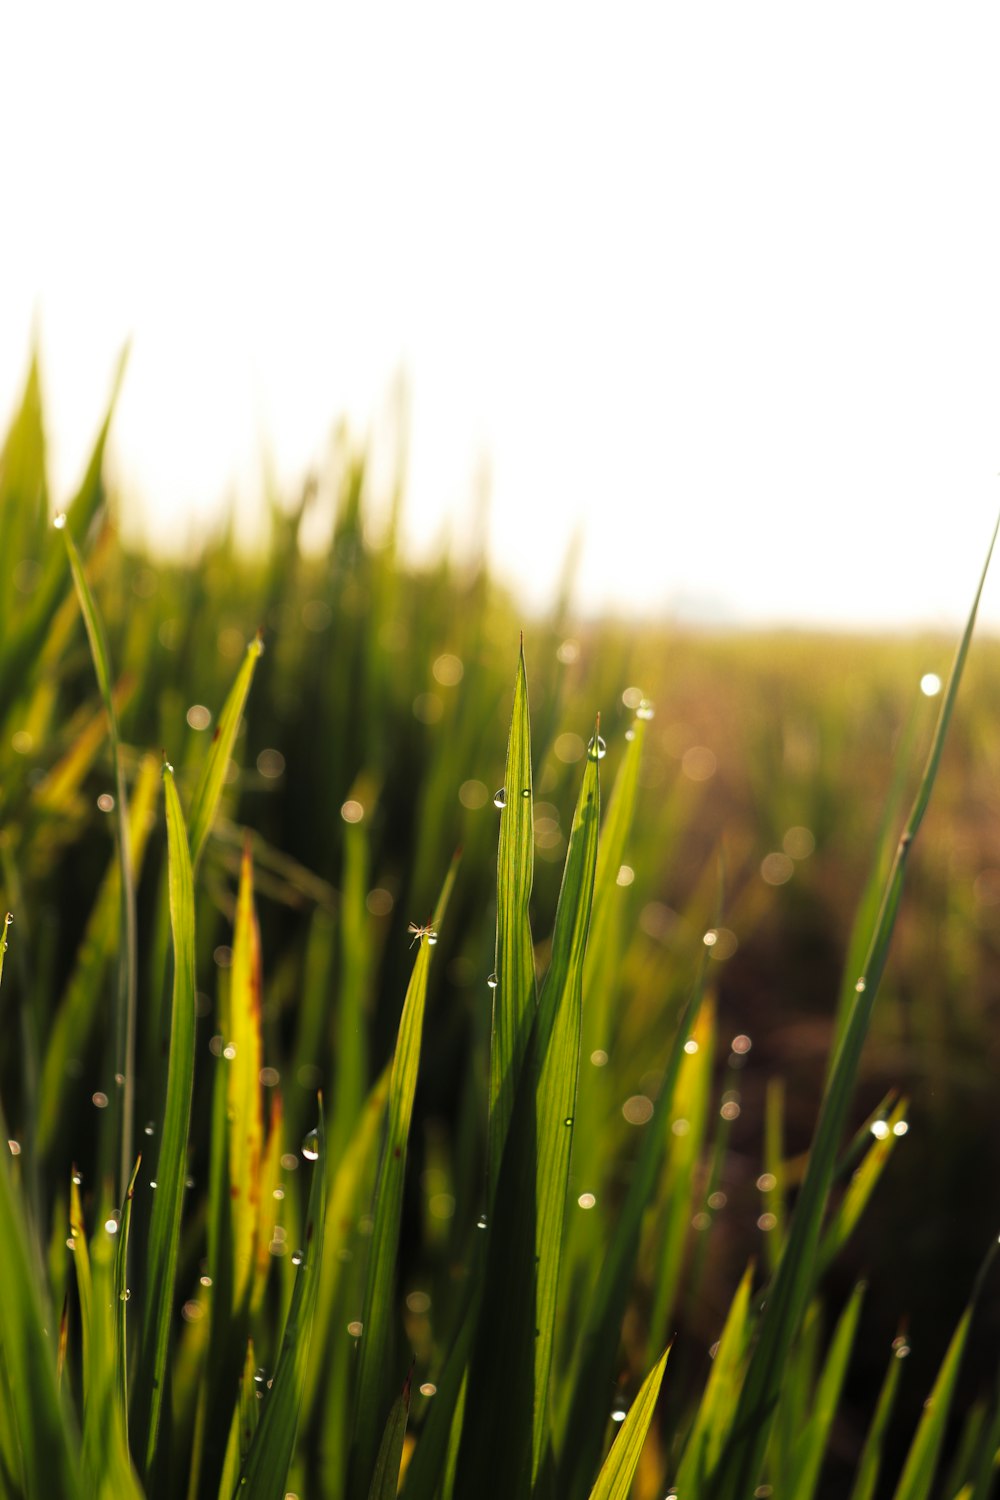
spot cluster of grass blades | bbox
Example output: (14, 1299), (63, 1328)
(0, 355), (999, 1498)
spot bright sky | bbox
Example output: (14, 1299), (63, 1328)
(2, 3), (1000, 628)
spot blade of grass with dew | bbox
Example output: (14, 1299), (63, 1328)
(890, 1302), (974, 1500)
(646, 994), (716, 1359)
(530, 722), (601, 1480)
(218, 1340), (260, 1500)
(582, 710), (647, 1056)
(559, 955), (710, 1499)
(847, 1331), (907, 1500)
(787, 1281), (865, 1500)
(113, 1155), (142, 1443)
(349, 855), (458, 1497)
(0, 923), (82, 1499)
(133, 761), (197, 1480)
(37, 753), (159, 1157)
(190, 845), (266, 1500)
(236, 1101), (327, 1500)
(456, 733), (600, 1498)
(707, 516), (999, 1500)
(62, 522), (137, 1203)
(762, 1077), (787, 1274)
(587, 1346), (670, 1500)
(187, 632), (263, 873)
(816, 1096), (909, 1277)
(330, 799), (373, 1164)
(367, 1371), (412, 1500)
(675, 1263), (755, 1494)
(488, 638), (536, 1203)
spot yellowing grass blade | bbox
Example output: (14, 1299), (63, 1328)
(587, 1346), (670, 1500)
(133, 761), (198, 1479)
(187, 633), (263, 873)
(226, 837), (264, 1312)
(349, 855), (458, 1496)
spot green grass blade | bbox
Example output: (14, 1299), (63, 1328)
(531, 723), (601, 1478)
(366, 1371), (412, 1500)
(0, 1023), (81, 1498)
(488, 639), (537, 1201)
(349, 855), (458, 1497)
(113, 1155), (142, 1444)
(891, 1305), (972, 1500)
(187, 633), (263, 873)
(61, 522), (138, 1203)
(847, 1332), (907, 1500)
(817, 1097), (909, 1276)
(788, 1282), (865, 1500)
(133, 761), (198, 1478)
(237, 1102), (327, 1499)
(676, 1263), (755, 1493)
(587, 1346), (669, 1500)
(708, 516), (998, 1500)
(559, 955), (709, 1498)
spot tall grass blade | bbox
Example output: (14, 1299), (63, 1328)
(891, 1300), (975, 1500)
(133, 762), (198, 1479)
(531, 722), (601, 1478)
(788, 1281), (865, 1500)
(187, 633), (263, 873)
(587, 1346), (669, 1500)
(560, 954), (710, 1498)
(847, 1332), (907, 1500)
(349, 855), (458, 1496)
(61, 523), (138, 1202)
(488, 639), (536, 1201)
(708, 516), (999, 1500)
(237, 1103), (327, 1499)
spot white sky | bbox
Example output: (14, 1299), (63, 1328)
(2, 2), (1000, 628)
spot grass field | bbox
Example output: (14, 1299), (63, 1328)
(0, 355), (998, 1499)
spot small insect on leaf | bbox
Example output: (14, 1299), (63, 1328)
(407, 921), (438, 949)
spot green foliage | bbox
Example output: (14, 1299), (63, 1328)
(0, 360), (998, 1500)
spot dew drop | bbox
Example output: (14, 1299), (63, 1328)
(563, 1116), (574, 1128)
(302, 1130), (320, 1161)
(587, 734), (607, 761)
(105, 1213), (120, 1235)
(636, 698), (655, 721)
(291, 1250), (305, 1266)
(72, 1170), (82, 1186)
(476, 1213), (488, 1229)
(855, 978), (866, 993)
(625, 728), (635, 742)
(426, 931), (438, 946)
(347, 1320), (364, 1337)
(120, 1288), (131, 1302)
(521, 787), (531, 798)
(487, 972), (498, 989)
(144, 1121), (155, 1136)
(53, 512), (67, 530)
(611, 1406), (627, 1423)
(493, 788), (507, 809)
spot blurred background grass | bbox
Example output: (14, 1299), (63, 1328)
(2, 358), (999, 1495)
